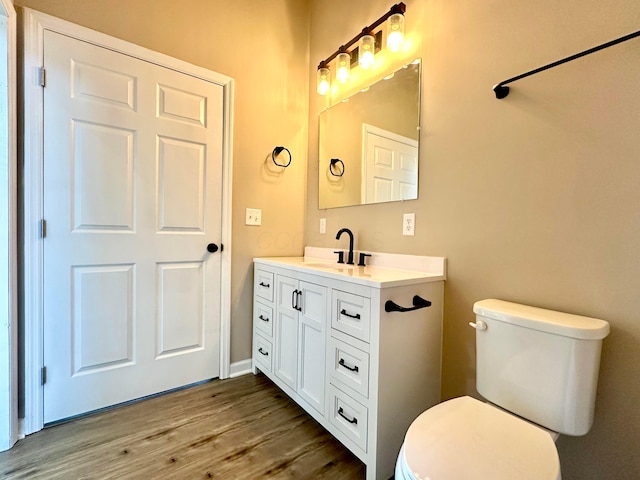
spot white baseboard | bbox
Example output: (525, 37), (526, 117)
(229, 359), (252, 378)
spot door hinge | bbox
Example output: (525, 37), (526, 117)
(37, 67), (46, 87)
(40, 219), (47, 239)
(41, 366), (47, 385)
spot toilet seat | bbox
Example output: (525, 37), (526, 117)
(400, 396), (561, 480)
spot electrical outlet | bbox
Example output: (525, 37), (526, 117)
(320, 218), (326, 234)
(403, 213), (415, 236)
(246, 208), (262, 226)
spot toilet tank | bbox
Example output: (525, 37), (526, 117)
(472, 299), (610, 436)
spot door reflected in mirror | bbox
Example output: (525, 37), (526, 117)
(319, 59), (421, 209)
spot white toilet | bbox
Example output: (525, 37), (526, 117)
(395, 299), (610, 480)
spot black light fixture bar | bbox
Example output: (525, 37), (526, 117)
(318, 2), (406, 69)
(493, 29), (640, 99)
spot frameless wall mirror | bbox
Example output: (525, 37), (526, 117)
(319, 59), (421, 209)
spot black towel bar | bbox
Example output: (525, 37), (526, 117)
(493, 29), (640, 99)
(385, 295), (432, 313)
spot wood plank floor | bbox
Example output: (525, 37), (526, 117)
(0, 374), (365, 479)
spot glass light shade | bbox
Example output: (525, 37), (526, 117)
(387, 13), (405, 52)
(317, 67), (331, 95)
(358, 34), (375, 69)
(336, 52), (351, 83)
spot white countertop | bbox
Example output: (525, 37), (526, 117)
(254, 248), (446, 288)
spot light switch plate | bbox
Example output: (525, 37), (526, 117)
(246, 208), (262, 226)
(403, 213), (415, 236)
(320, 218), (326, 234)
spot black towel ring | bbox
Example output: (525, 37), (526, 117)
(330, 158), (345, 177)
(272, 146), (292, 168)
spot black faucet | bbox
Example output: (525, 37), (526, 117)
(335, 228), (355, 265)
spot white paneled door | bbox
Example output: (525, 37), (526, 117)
(42, 31), (223, 423)
(362, 124), (418, 204)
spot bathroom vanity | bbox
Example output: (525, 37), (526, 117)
(252, 247), (446, 480)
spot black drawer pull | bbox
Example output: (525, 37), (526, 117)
(338, 358), (359, 373)
(338, 407), (358, 425)
(384, 295), (432, 313)
(258, 315), (269, 322)
(259, 282), (270, 288)
(258, 347), (269, 356)
(340, 309), (361, 320)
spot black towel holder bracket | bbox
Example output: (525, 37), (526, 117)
(493, 28), (640, 99)
(330, 158), (345, 177)
(272, 146), (292, 167)
(385, 295), (432, 313)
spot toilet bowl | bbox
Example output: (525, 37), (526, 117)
(395, 396), (561, 480)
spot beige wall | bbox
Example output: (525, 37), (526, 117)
(14, 0), (311, 364)
(308, 0), (640, 478)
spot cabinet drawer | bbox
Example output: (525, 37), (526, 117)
(329, 336), (370, 399)
(328, 384), (368, 452)
(253, 334), (273, 373)
(255, 269), (274, 302)
(254, 301), (273, 338)
(332, 290), (371, 342)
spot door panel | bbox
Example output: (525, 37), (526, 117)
(72, 121), (135, 231)
(72, 264), (134, 373)
(157, 136), (206, 231)
(43, 31), (224, 423)
(156, 262), (204, 356)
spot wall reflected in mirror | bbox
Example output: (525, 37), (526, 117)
(319, 59), (421, 209)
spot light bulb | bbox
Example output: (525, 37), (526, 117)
(386, 13), (405, 53)
(317, 67), (331, 95)
(358, 34), (375, 69)
(336, 52), (351, 83)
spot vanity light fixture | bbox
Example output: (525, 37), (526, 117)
(316, 2), (406, 95)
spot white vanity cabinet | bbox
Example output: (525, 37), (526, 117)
(252, 249), (446, 480)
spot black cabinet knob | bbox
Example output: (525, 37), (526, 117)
(207, 243), (219, 253)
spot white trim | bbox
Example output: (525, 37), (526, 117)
(219, 75), (234, 381)
(0, 0), (17, 452)
(22, 8), (234, 435)
(21, 5), (45, 438)
(228, 359), (253, 379)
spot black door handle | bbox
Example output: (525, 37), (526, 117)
(207, 243), (219, 253)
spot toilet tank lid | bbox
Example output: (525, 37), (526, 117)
(473, 299), (610, 340)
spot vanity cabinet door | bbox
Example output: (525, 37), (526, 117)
(274, 274), (327, 414)
(275, 275), (299, 391)
(298, 281), (327, 414)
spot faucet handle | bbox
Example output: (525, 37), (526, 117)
(333, 250), (345, 264)
(358, 252), (372, 266)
